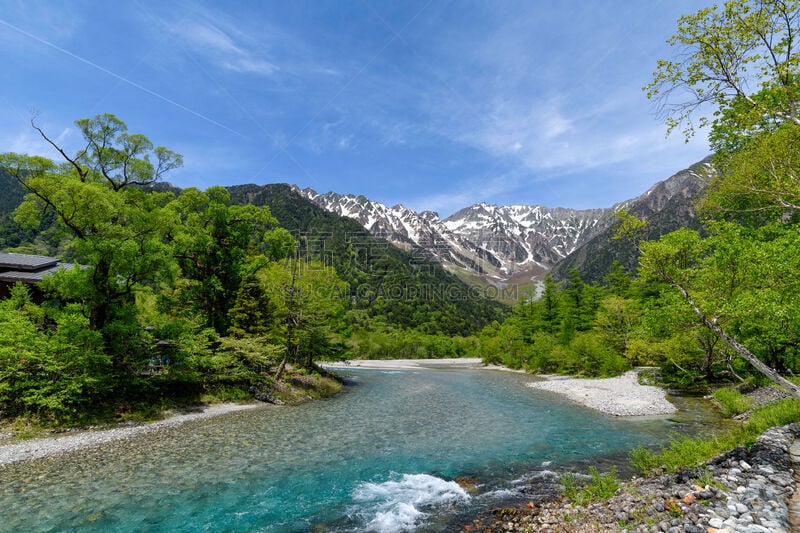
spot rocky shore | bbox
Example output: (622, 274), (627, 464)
(0, 403), (259, 466)
(468, 423), (800, 532)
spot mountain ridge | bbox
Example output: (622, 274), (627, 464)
(296, 156), (714, 285)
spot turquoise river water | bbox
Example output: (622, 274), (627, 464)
(0, 367), (726, 532)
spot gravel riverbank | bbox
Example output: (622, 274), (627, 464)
(0, 403), (259, 466)
(526, 370), (677, 416)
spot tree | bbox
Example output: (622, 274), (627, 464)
(0, 115), (179, 364)
(703, 123), (800, 217)
(645, 0), (800, 141)
(593, 295), (642, 357)
(644, 1), (800, 396)
(261, 258), (348, 379)
(639, 224), (800, 398)
(0, 284), (111, 420)
(166, 186), (286, 335)
(33, 114), (182, 191)
(539, 272), (561, 332)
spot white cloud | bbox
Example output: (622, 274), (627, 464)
(449, 83), (707, 180)
(0, 0), (84, 45)
(407, 171), (526, 216)
(221, 57), (277, 76)
(173, 21), (278, 77)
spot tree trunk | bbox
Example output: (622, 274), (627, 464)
(668, 275), (800, 400)
(275, 255), (299, 382)
(90, 259), (112, 331)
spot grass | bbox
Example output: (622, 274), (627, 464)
(712, 387), (752, 416)
(629, 397), (800, 476)
(561, 466), (620, 504)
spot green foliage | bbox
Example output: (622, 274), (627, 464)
(474, 269), (635, 377)
(347, 327), (476, 360)
(613, 210), (649, 242)
(645, 0), (800, 142)
(0, 116), (355, 424)
(1, 115), (179, 363)
(561, 466), (620, 505)
(195, 336), (283, 387)
(627, 445), (661, 477)
(0, 288), (112, 422)
(713, 387), (753, 416)
(166, 186), (283, 335)
(566, 333), (628, 377)
(639, 221), (800, 383)
(706, 124), (800, 218)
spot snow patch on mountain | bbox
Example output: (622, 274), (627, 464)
(295, 187), (613, 282)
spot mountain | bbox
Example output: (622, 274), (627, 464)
(0, 169), (25, 215)
(297, 157), (714, 287)
(225, 184), (510, 334)
(297, 188), (612, 287)
(551, 157), (715, 283)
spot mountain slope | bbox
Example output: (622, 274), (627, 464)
(551, 157), (714, 283)
(227, 184), (509, 334)
(298, 157), (714, 287)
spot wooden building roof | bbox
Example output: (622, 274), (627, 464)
(0, 252), (73, 286)
(0, 252), (59, 271)
(0, 263), (75, 283)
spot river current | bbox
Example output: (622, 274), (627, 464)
(1, 367), (724, 532)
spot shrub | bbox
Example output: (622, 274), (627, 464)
(561, 466), (620, 504)
(712, 387), (752, 416)
(568, 333), (628, 377)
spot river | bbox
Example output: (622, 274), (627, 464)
(0, 367), (725, 532)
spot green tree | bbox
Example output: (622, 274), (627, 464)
(704, 124), (800, 218)
(166, 187), (286, 335)
(593, 295), (641, 359)
(540, 272), (561, 332)
(645, 1), (800, 395)
(639, 224), (800, 398)
(0, 285), (111, 420)
(0, 115), (179, 365)
(645, 0), (800, 141)
(257, 259), (348, 378)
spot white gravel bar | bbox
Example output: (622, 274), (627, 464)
(0, 403), (258, 466)
(527, 370), (677, 417)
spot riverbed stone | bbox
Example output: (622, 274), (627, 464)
(477, 423), (800, 533)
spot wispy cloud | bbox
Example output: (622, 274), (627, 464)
(0, 0), (83, 45)
(407, 170), (528, 216)
(174, 21), (278, 76)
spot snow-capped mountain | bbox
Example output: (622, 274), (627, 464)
(295, 158), (713, 284)
(296, 188), (613, 282)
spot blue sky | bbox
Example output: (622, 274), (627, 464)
(0, 0), (709, 217)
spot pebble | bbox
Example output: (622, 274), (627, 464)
(0, 403), (259, 466)
(479, 423), (800, 532)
